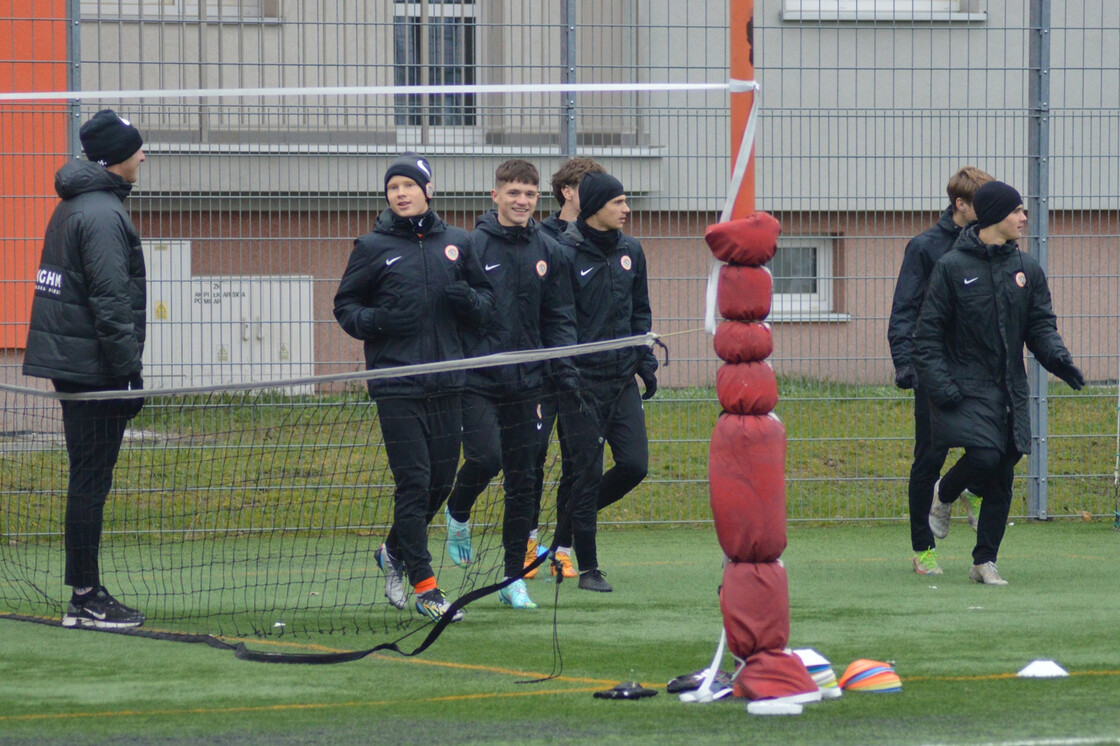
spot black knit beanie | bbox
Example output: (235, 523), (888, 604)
(384, 152), (434, 202)
(973, 181), (1023, 229)
(80, 109), (143, 166)
(578, 171), (625, 221)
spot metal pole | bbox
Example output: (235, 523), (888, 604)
(420, 0), (430, 146)
(199, 0), (212, 141)
(66, 0), (81, 158)
(1027, 0), (1052, 519)
(560, 0), (577, 157)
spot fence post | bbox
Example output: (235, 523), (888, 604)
(560, 0), (577, 157)
(1027, 0), (1052, 519)
(67, 0), (81, 158)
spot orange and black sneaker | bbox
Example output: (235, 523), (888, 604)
(524, 538), (540, 579)
(550, 550), (577, 579)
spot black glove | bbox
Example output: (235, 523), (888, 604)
(120, 373), (145, 420)
(1054, 359), (1085, 391)
(557, 381), (594, 416)
(555, 374), (582, 395)
(444, 281), (482, 316)
(939, 389), (964, 410)
(638, 368), (657, 400)
(894, 364), (917, 390)
(121, 395), (145, 421)
(372, 304), (422, 337)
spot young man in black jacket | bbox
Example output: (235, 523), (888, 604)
(539, 156), (606, 242)
(442, 159), (578, 609)
(888, 166), (993, 576)
(23, 109), (148, 629)
(914, 180), (1083, 586)
(334, 153), (494, 622)
(552, 171), (657, 593)
(529, 157), (606, 580)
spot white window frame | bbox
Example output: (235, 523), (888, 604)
(769, 235), (839, 321)
(392, 0), (480, 141)
(782, 0), (987, 23)
(80, 0), (275, 21)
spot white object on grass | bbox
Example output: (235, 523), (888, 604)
(1017, 660), (1069, 678)
(679, 628), (730, 703)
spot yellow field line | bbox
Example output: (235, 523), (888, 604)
(7, 670), (1120, 724)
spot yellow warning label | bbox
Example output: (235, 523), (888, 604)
(278, 343), (290, 361)
(155, 301), (168, 320)
(217, 344), (229, 362)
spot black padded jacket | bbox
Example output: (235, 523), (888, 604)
(556, 220), (656, 383)
(333, 208), (495, 397)
(914, 226), (1073, 455)
(887, 206), (962, 386)
(23, 160), (146, 387)
(461, 210), (577, 396)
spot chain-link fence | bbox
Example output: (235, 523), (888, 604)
(2, 0), (1116, 522)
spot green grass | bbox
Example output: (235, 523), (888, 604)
(4, 382), (1116, 537)
(3, 522), (1120, 745)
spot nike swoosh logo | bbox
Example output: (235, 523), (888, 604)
(580, 267), (595, 277)
(87, 609), (107, 620)
(963, 277), (978, 285)
(485, 263), (501, 271)
(536, 423), (543, 430)
(386, 256), (403, 266)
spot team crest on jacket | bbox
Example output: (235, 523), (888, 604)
(444, 245), (460, 261)
(621, 255), (632, 271)
(1014, 271), (1026, 288)
(536, 260), (548, 277)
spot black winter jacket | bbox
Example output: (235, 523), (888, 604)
(556, 220), (656, 383)
(887, 206), (962, 385)
(23, 160), (146, 386)
(462, 211), (577, 395)
(333, 208), (494, 397)
(913, 227), (1073, 455)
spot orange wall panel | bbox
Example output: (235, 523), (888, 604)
(0, 0), (69, 349)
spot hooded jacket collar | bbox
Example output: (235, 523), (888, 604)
(936, 205), (961, 235)
(956, 224), (1018, 259)
(574, 217), (620, 257)
(55, 159), (133, 202)
(474, 209), (536, 243)
(375, 207), (445, 238)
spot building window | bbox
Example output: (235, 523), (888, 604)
(770, 236), (833, 318)
(393, 1), (477, 127)
(81, 0), (275, 20)
(782, 1), (986, 22)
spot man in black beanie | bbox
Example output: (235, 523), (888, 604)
(914, 180), (1084, 586)
(334, 152), (494, 622)
(80, 109), (145, 168)
(23, 109), (147, 628)
(549, 170), (657, 592)
(888, 166), (993, 577)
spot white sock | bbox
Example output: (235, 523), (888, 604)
(72, 586), (93, 597)
(556, 545), (572, 556)
(528, 529), (539, 541)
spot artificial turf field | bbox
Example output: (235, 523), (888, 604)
(2, 521), (1120, 745)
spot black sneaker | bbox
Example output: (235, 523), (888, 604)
(62, 587), (145, 629)
(578, 568), (613, 593)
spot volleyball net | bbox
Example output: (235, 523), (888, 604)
(0, 335), (659, 650)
